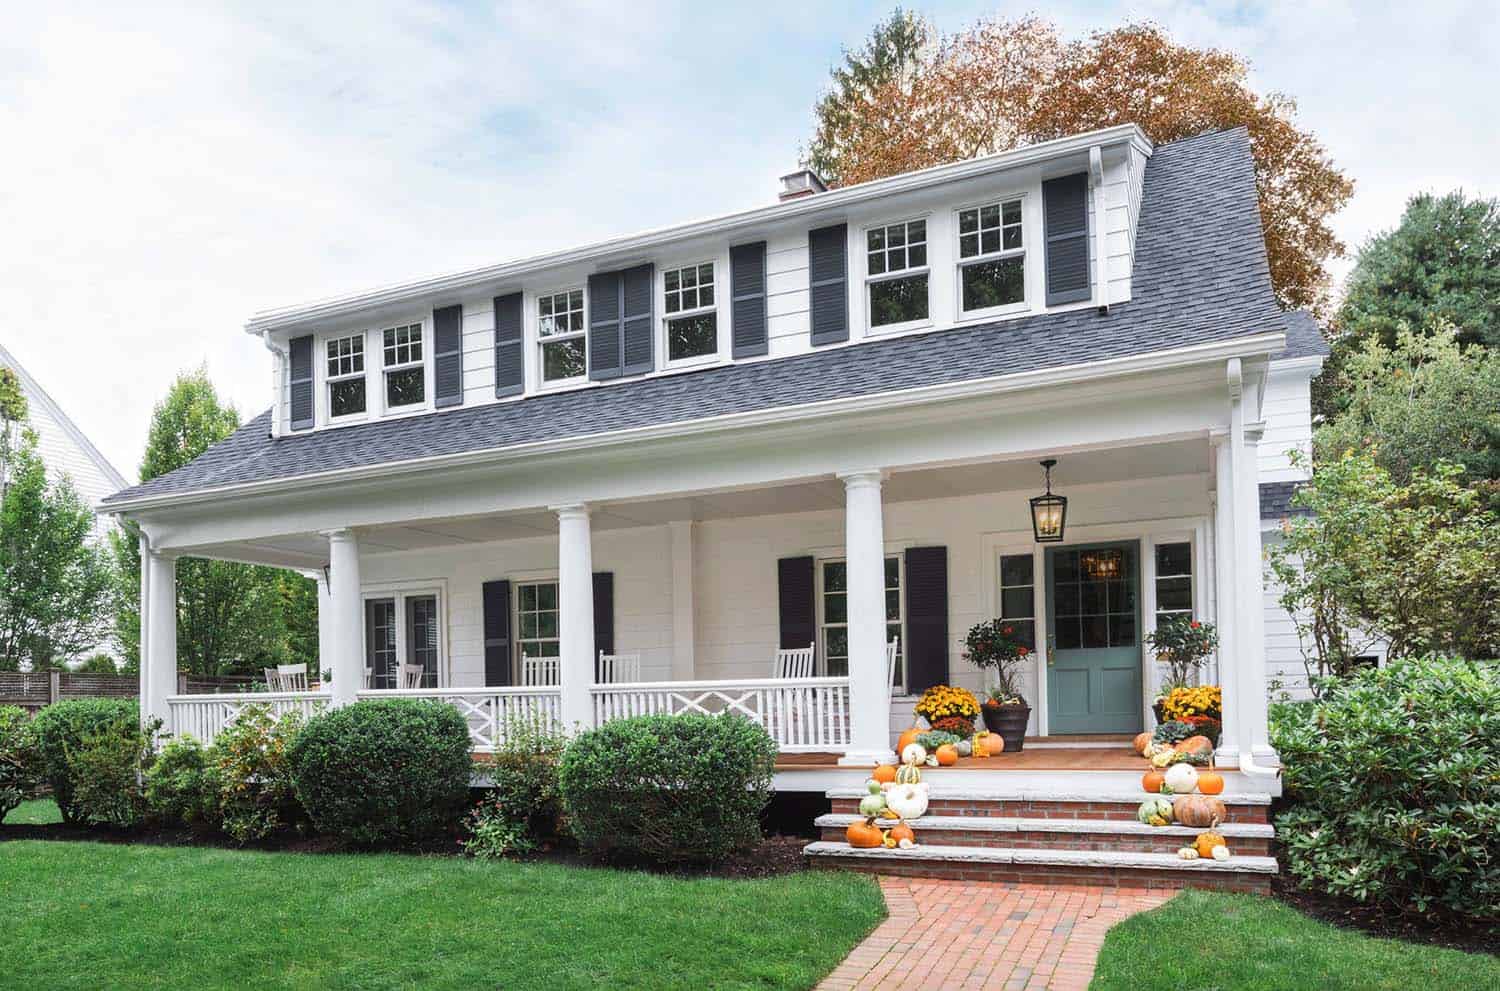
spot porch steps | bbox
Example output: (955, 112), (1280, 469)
(815, 814), (1274, 856)
(809, 786), (1277, 891)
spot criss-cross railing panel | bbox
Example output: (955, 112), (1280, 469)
(590, 677), (850, 752)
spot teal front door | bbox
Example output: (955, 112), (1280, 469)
(1045, 543), (1143, 734)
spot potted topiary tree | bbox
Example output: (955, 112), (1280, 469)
(964, 619), (1033, 752)
(1144, 615), (1219, 725)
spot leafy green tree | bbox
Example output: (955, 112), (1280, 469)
(279, 571), (319, 670)
(1268, 452), (1500, 693)
(112, 368), (310, 676)
(0, 437), (114, 670)
(1315, 325), (1500, 497)
(0, 366), (29, 497)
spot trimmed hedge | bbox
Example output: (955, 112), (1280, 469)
(1, 705), (38, 821)
(559, 713), (777, 864)
(288, 699), (472, 847)
(28, 698), (139, 824)
(1273, 656), (1499, 920)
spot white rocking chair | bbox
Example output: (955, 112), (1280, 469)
(772, 643), (816, 679)
(886, 636), (900, 688)
(398, 663), (427, 689)
(274, 664), (309, 692)
(520, 653), (560, 687)
(597, 650), (641, 684)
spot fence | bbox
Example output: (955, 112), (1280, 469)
(0, 671), (138, 711)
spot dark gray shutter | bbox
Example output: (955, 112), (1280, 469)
(730, 241), (768, 358)
(621, 263), (655, 375)
(587, 270), (623, 380)
(433, 304), (463, 408)
(777, 556), (816, 650)
(904, 546), (949, 695)
(493, 292), (524, 397)
(1043, 173), (1092, 306)
(481, 580), (512, 686)
(592, 571), (614, 680)
(808, 224), (848, 346)
(288, 335), (314, 431)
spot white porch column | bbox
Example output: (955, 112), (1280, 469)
(555, 504), (596, 733)
(143, 545), (177, 735)
(1236, 420), (1276, 764)
(324, 528), (363, 705)
(669, 520), (696, 681)
(838, 470), (897, 766)
(1210, 433), (1242, 764)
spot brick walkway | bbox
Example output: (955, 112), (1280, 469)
(817, 877), (1171, 990)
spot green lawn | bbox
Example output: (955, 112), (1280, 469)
(4, 797), (62, 824)
(0, 840), (884, 990)
(1091, 889), (1498, 990)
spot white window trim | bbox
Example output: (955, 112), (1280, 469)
(513, 576), (562, 678)
(535, 286), (589, 389)
(816, 554), (905, 688)
(659, 256), (727, 369)
(323, 332), (369, 424)
(359, 581), (447, 688)
(378, 318), (432, 417)
(862, 216), (933, 337)
(953, 193), (1030, 322)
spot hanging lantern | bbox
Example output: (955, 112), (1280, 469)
(1029, 459), (1067, 543)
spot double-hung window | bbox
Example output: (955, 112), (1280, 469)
(866, 219), (929, 329)
(819, 557), (903, 683)
(381, 323), (425, 409)
(538, 289), (586, 383)
(1153, 542), (1193, 627)
(663, 262), (717, 362)
(325, 334), (366, 418)
(957, 198), (1025, 316)
(997, 553), (1037, 650)
(515, 580), (560, 673)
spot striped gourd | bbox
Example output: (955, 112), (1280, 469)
(895, 763), (922, 785)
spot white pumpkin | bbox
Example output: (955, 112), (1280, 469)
(1177, 847), (1199, 860)
(897, 837), (915, 849)
(1164, 763), (1199, 795)
(1211, 845), (1231, 861)
(884, 782), (929, 820)
(900, 742), (927, 766)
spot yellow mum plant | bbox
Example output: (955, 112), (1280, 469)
(914, 685), (980, 727)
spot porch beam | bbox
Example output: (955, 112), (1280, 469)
(324, 528), (363, 705)
(555, 504), (596, 732)
(837, 470), (897, 766)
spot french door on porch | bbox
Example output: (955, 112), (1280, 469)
(1044, 543), (1143, 734)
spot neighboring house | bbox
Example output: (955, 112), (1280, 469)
(105, 125), (1308, 780)
(0, 342), (131, 541)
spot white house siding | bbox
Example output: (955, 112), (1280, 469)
(361, 475), (1215, 736)
(1259, 362), (1316, 481)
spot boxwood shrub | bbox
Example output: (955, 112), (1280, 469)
(559, 713), (777, 864)
(28, 698), (140, 824)
(1, 705), (39, 821)
(1273, 656), (1499, 920)
(288, 699), (472, 847)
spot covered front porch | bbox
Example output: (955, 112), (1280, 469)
(132, 356), (1279, 790)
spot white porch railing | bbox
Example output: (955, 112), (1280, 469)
(357, 687), (562, 752)
(590, 676), (851, 752)
(166, 691), (327, 747)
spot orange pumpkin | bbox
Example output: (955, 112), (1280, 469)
(846, 819), (884, 848)
(1197, 771), (1225, 795)
(1195, 830), (1227, 859)
(1173, 795), (1228, 828)
(1133, 731), (1153, 756)
(1173, 735), (1215, 759)
(889, 822), (915, 846)
(986, 734), (1004, 755)
(935, 744), (959, 766)
(1142, 770), (1167, 794)
(872, 764), (897, 784)
(896, 726), (923, 753)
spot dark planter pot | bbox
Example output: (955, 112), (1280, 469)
(1152, 701), (1167, 726)
(981, 702), (1031, 753)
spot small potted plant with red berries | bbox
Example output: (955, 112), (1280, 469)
(964, 619), (1034, 752)
(1144, 615), (1219, 724)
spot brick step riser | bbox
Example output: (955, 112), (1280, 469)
(829, 798), (1268, 824)
(817, 826), (1271, 856)
(806, 855), (1271, 893)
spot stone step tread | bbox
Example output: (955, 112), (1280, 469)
(815, 813), (1274, 839)
(827, 786), (1273, 805)
(803, 841), (1279, 874)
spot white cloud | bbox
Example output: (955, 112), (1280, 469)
(1, 1), (1495, 480)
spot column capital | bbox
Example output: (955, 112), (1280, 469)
(836, 468), (888, 488)
(550, 502), (591, 521)
(145, 546), (178, 563)
(320, 527), (357, 543)
(1208, 427), (1231, 447)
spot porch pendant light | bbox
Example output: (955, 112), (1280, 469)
(1029, 458), (1067, 543)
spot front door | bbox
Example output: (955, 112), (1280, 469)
(1045, 543), (1142, 734)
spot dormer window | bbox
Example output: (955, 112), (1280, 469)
(538, 289), (586, 383)
(866, 219), (929, 330)
(957, 198), (1025, 317)
(663, 262), (717, 362)
(382, 323), (425, 409)
(326, 334), (366, 418)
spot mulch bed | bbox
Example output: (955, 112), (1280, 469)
(1269, 869), (1497, 958)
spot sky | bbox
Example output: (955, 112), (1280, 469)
(1, 1), (1496, 483)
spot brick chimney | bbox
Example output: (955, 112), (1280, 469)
(778, 168), (828, 202)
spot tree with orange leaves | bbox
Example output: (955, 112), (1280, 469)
(806, 15), (1352, 312)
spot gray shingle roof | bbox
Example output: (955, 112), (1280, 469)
(1260, 480), (1312, 519)
(1276, 309), (1330, 360)
(105, 127), (1286, 507)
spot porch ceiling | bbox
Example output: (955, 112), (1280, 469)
(185, 436), (1209, 568)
